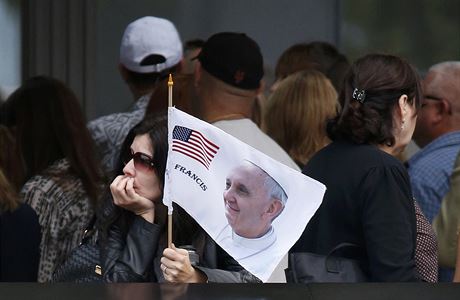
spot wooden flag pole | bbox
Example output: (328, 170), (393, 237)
(168, 74), (173, 107)
(167, 74), (173, 248)
(168, 213), (173, 248)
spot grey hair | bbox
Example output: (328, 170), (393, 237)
(429, 61), (460, 73)
(244, 160), (288, 206)
(263, 174), (288, 207)
(428, 61), (460, 113)
(429, 61), (460, 90)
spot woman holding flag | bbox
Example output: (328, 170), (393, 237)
(99, 112), (260, 283)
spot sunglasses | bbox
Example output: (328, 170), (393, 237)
(124, 151), (155, 172)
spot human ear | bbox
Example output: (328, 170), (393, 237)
(398, 94), (409, 129)
(430, 98), (450, 124)
(439, 98), (452, 115)
(265, 199), (284, 219)
(398, 94), (409, 117)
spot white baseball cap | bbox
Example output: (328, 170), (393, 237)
(119, 16), (183, 74)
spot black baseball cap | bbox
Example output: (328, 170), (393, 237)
(197, 32), (264, 90)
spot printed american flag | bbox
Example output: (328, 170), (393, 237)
(172, 126), (220, 169)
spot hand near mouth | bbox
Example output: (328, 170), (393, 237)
(110, 175), (156, 223)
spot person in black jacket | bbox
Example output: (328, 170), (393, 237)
(291, 54), (422, 282)
(100, 112), (260, 283)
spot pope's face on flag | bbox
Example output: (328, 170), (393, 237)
(223, 161), (284, 239)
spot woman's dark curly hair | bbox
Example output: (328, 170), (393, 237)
(328, 54), (422, 146)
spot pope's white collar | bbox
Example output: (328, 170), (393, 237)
(232, 226), (276, 250)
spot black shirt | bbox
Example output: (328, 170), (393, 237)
(0, 203), (41, 281)
(291, 140), (417, 282)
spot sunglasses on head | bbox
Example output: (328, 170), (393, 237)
(124, 150), (155, 172)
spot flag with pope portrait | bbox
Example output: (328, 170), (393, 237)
(163, 107), (325, 282)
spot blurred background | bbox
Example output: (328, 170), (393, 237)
(0, 0), (459, 120)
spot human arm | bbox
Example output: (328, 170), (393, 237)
(360, 165), (417, 281)
(160, 237), (261, 283)
(432, 152), (460, 268)
(110, 175), (156, 223)
(413, 201), (438, 282)
(160, 243), (208, 283)
(102, 175), (164, 282)
(102, 213), (162, 282)
(454, 236), (460, 282)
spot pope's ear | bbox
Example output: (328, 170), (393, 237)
(265, 199), (283, 218)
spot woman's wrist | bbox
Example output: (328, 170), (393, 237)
(136, 208), (155, 223)
(191, 267), (207, 283)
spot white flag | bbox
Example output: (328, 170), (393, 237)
(164, 107), (325, 282)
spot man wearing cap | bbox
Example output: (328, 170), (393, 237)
(88, 16), (183, 175)
(194, 32), (299, 172)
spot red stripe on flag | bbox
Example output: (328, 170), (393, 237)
(174, 140), (212, 165)
(172, 142), (210, 168)
(172, 146), (209, 170)
(191, 131), (219, 153)
(188, 136), (216, 160)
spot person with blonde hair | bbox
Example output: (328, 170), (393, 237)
(264, 69), (339, 168)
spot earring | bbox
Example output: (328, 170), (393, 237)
(401, 119), (406, 130)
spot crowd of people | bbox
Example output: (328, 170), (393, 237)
(1, 15), (459, 284)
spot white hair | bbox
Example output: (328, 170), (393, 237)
(428, 61), (460, 113)
(263, 173), (288, 207)
(429, 61), (460, 90)
(429, 61), (460, 73)
(243, 160), (288, 206)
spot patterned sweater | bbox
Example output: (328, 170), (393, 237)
(21, 159), (94, 282)
(87, 94), (150, 175)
